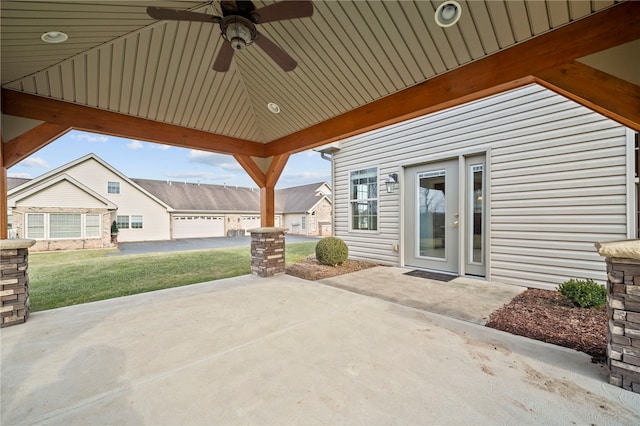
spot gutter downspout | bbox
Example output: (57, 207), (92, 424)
(320, 152), (335, 237)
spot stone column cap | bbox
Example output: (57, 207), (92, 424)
(594, 239), (640, 260)
(247, 227), (289, 234)
(0, 239), (36, 249)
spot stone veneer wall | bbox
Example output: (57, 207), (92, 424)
(1, 239), (36, 327)
(248, 228), (287, 277)
(596, 240), (640, 394)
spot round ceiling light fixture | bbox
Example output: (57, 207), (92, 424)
(435, 1), (462, 28)
(267, 102), (281, 114)
(41, 31), (69, 43)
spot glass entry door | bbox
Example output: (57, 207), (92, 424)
(404, 160), (459, 273)
(404, 156), (486, 277)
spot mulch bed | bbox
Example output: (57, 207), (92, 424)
(486, 288), (607, 362)
(286, 255), (377, 281)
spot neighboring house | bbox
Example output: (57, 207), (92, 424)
(326, 84), (638, 290)
(7, 154), (331, 251)
(277, 183), (332, 237)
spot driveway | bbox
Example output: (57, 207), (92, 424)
(116, 235), (319, 255)
(2, 275), (639, 425)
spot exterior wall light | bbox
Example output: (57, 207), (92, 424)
(385, 173), (399, 193)
(435, 1), (462, 28)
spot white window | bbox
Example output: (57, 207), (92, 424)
(49, 214), (81, 238)
(85, 214), (101, 237)
(26, 213), (45, 239)
(131, 215), (143, 229)
(350, 167), (378, 231)
(107, 181), (120, 194)
(301, 216), (306, 230)
(26, 213), (101, 239)
(116, 215), (130, 229)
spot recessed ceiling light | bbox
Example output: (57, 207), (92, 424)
(435, 1), (462, 28)
(41, 31), (69, 43)
(267, 102), (281, 114)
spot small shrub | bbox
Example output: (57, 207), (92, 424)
(315, 237), (349, 266)
(558, 278), (606, 308)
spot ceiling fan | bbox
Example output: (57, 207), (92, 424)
(147, 1), (313, 72)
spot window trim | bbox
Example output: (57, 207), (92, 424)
(25, 212), (102, 240)
(107, 181), (121, 194)
(348, 166), (379, 233)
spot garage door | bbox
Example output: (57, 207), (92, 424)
(172, 216), (224, 239)
(241, 216), (261, 230)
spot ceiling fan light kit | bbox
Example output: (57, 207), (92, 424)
(147, 1), (314, 72)
(222, 16), (257, 51)
(435, 1), (462, 28)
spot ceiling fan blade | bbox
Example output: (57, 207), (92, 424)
(254, 0), (313, 24)
(147, 7), (221, 24)
(254, 31), (297, 72)
(212, 42), (235, 72)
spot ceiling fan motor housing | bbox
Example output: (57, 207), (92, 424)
(221, 16), (257, 51)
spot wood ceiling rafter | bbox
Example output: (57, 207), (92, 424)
(533, 61), (640, 132)
(0, 90), (266, 158)
(265, 0), (640, 157)
(2, 123), (71, 168)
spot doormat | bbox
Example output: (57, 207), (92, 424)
(404, 270), (458, 282)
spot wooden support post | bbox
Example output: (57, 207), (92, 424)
(260, 186), (275, 227)
(0, 151), (7, 240)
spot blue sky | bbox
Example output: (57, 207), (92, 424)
(8, 130), (331, 189)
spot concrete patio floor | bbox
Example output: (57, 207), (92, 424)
(2, 273), (639, 425)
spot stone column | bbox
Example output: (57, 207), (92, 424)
(1, 239), (36, 327)
(595, 240), (640, 394)
(247, 227), (288, 277)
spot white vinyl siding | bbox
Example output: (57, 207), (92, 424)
(17, 180), (107, 208)
(333, 84), (630, 288)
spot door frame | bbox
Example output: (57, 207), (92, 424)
(399, 150), (491, 279)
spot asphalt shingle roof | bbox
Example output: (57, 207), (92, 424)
(133, 179), (329, 213)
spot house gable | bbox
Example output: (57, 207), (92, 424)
(9, 174), (116, 209)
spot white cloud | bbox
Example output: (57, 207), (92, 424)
(187, 150), (242, 171)
(153, 144), (171, 150)
(127, 140), (144, 150)
(8, 172), (32, 179)
(70, 132), (109, 143)
(20, 157), (50, 169)
(278, 171), (331, 187)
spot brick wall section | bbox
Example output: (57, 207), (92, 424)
(1, 239), (35, 327)
(606, 257), (640, 393)
(249, 228), (287, 277)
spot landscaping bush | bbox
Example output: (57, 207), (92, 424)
(558, 278), (606, 308)
(315, 237), (348, 266)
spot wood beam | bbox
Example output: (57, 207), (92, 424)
(265, 154), (290, 188)
(233, 154), (266, 187)
(1, 90), (266, 158)
(3, 123), (71, 168)
(265, 1), (640, 157)
(534, 61), (640, 132)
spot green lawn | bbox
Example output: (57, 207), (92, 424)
(28, 242), (316, 312)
